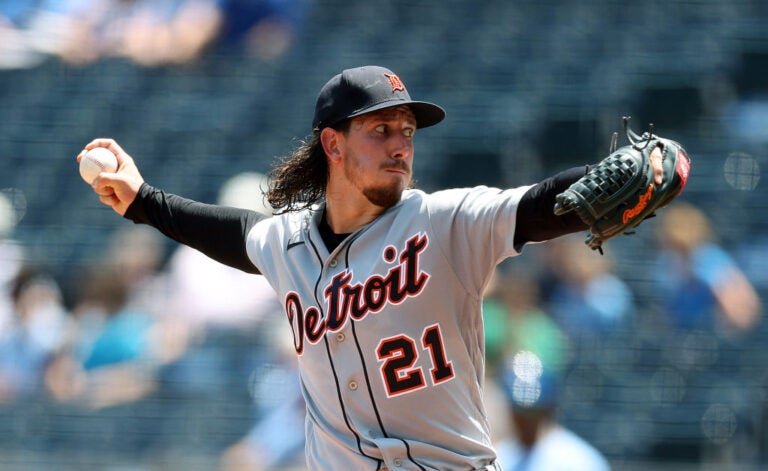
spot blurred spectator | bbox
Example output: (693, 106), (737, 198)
(44, 225), (170, 408)
(0, 266), (70, 403)
(40, 0), (223, 66)
(0, 189), (26, 336)
(104, 225), (168, 308)
(0, 0), (124, 66)
(183, 172), (304, 469)
(494, 351), (611, 471)
(157, 171), (281, 397)
(0, 2), (45, 68)
(219, 316), (307, 471)
(544, 235), (636, 335)
(75, 263), (142, 372)
(116, 0), (223, 66)
(654, 201), (762, 332)
(164, 172), (278, 333)
(498, 269), (566, 375)
(0, 0), (308, 68)
(212, 0), (309, 60)
(483, 267), (568, 450)
(16, 0), (106, 66)
(481, 268), (511, 374)
(46, 261), (158, 408)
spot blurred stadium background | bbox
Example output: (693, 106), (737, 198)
(1, 0), (768, 470)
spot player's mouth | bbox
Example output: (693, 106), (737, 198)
(383, 162), (410, 175)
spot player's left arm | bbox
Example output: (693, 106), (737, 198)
(513, 147), (665, 249)
(513, 166), (590, 249)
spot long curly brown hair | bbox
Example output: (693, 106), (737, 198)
(266, 132), (325, 213)
(266, 121), (350, 214)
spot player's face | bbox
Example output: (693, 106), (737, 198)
(342, 106), (417, 208)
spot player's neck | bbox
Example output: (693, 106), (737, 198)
(319, 211), (349, 252)
(324, 192), (387, 234)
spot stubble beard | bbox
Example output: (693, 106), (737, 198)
(364, 164), (414, 208)
(363, 184), (404, 208)
(346, 156), (412, 209)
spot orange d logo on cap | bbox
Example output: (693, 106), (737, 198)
(384, 73), (406, 92)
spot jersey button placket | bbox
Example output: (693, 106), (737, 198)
(329, 258), (338, 268)
(348, 380), (358, 391)
(335, 332), (345, 342)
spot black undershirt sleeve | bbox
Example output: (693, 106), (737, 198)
(513, 166), (591, 250)
(124, 183), (265, 274)
(123, 168), (587, 270)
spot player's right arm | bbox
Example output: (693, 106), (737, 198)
(78, 139), (264, 274)
(125, 184), (264, 273)
(78, 138), (145, 215)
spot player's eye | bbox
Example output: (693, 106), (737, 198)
(375, 125), (387, 134)
(403, 128), (414, 138)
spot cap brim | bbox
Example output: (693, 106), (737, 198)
(346, 100), (446, 129)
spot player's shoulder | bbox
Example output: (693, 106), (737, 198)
(250, 206), (313, 239)
(399, 187), (475, 210)
(409, 185), (531, 210)
(405, 186), (494, 203)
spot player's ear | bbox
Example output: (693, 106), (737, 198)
(320, 128), (343, 163)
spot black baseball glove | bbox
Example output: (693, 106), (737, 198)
(553, 117), (691, 253)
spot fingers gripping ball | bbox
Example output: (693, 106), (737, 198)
(80, 147), (118, 184)
(554, 117), (691, 253)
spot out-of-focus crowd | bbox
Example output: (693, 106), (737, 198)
(480, 199), (763, 470)
(0, 175), (308, 470)
(0, 0), (308, 69)
(0, 168), (763, 470)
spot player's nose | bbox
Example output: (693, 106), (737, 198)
(389, 135), (413, 160)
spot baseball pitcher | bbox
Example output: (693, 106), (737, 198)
(78, 65), (689, 470)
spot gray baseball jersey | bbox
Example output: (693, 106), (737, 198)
(246, 185), (531, 470)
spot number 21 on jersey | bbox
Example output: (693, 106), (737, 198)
(376, 323), (455, 397)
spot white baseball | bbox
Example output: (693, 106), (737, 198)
(80, 147), (118, 184)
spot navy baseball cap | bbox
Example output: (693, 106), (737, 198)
(312, 65), (446, 131)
